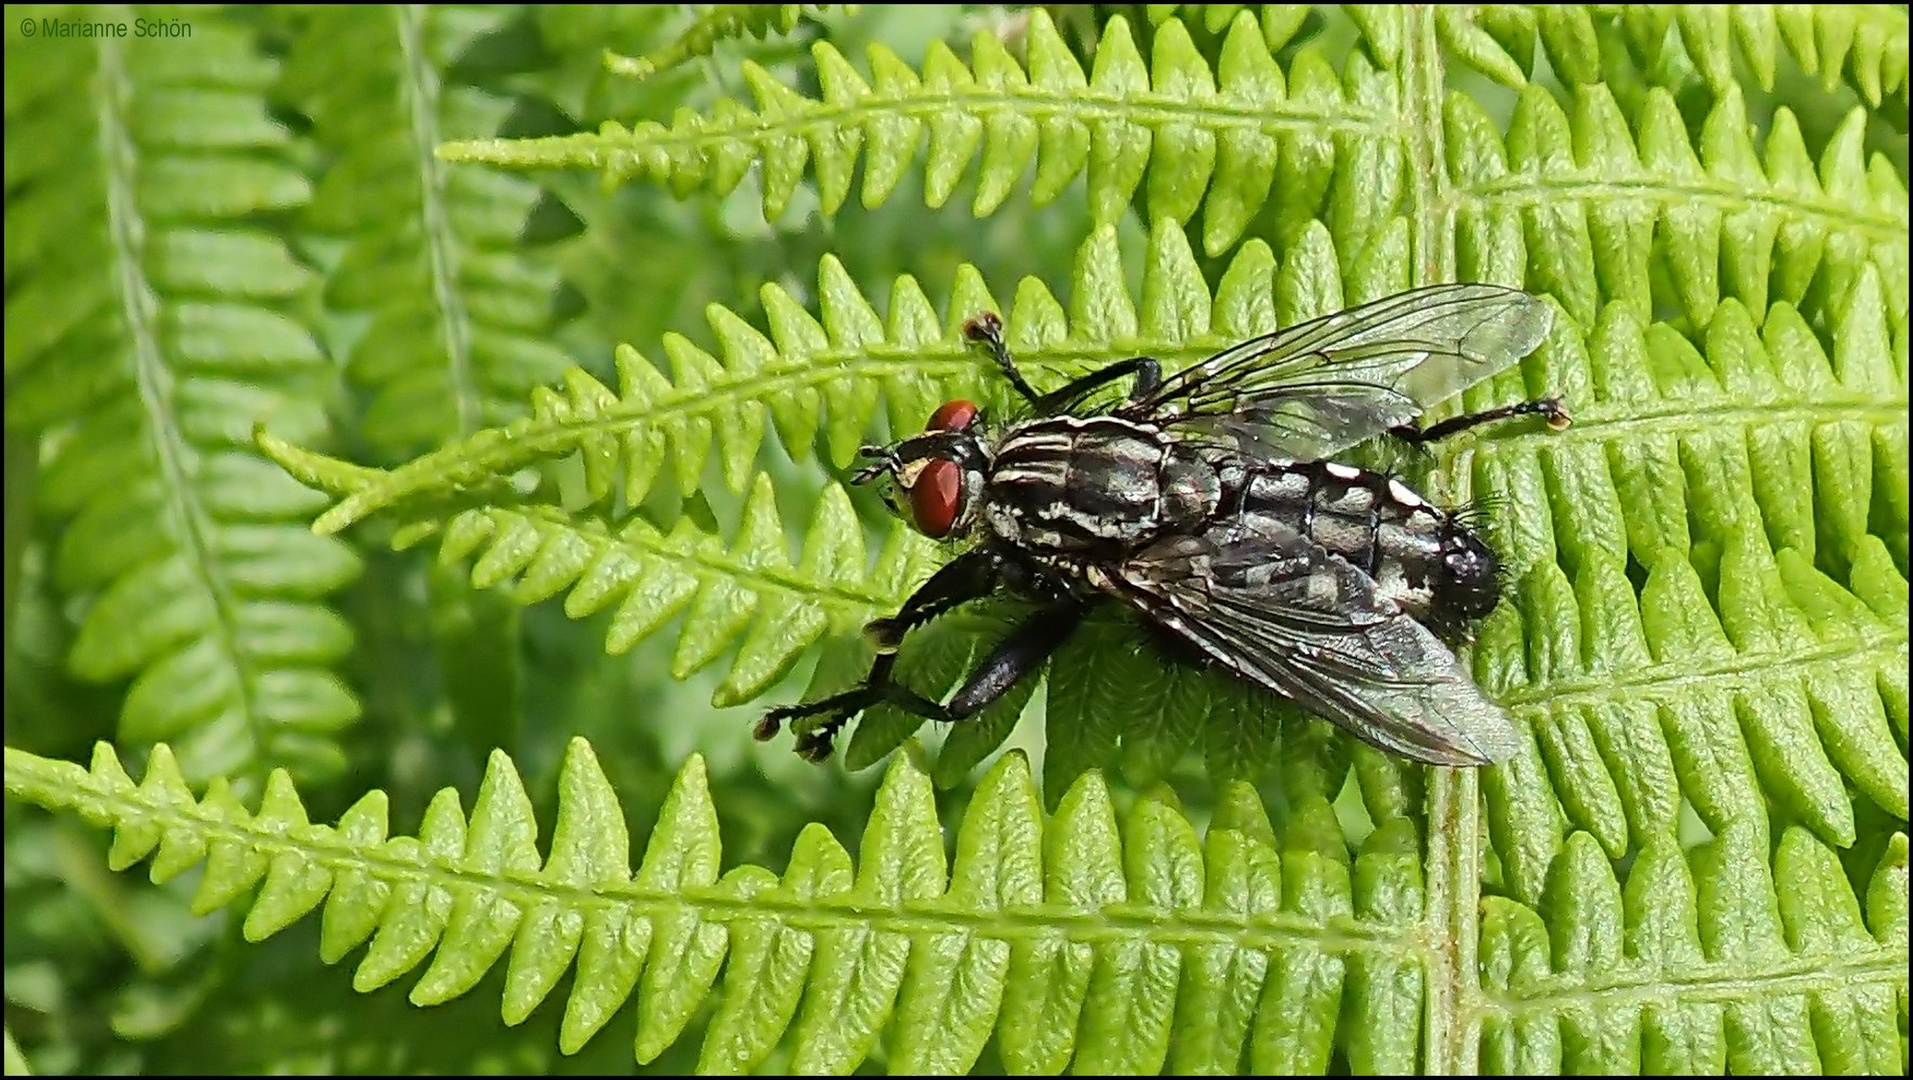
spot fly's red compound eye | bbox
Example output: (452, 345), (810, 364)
(925, 399), (978, 432)
(908, 458), (962, 538)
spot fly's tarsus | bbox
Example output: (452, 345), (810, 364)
(963, 310), (1043, 403)
(1392, 396), (1571, 444)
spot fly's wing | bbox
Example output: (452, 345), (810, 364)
(1120, 284), (1552, 461)
(1101, 514), (1524, 766)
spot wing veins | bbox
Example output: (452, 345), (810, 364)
(1123, 283), (1552, 459)
(1109, 521), (1524, 766)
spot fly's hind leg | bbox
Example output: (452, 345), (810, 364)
(963, 312), (1161, 414)
(758, 601), (1085, 761)
(1390, 397), (1571, 444)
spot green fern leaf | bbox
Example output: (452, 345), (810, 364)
(5, 17), (358, 781)
(604, 5), (855, 81)
(280, 5), (576, 462)
(441, 9), (1413, 255)
(8, 6), (1909, 1075)
(13, 739), (1900, 1072)
(412, 476), (937, 706)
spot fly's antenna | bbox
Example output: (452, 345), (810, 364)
(851, 444), (896, 485)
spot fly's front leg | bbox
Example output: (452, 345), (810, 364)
(963, 311), (1161, 414)
(756, 651), (903, 761)
(759, 601), (1086, 761)
(863, 548), (1000, 651)
(1391, 397), (1571, 444)
(1035, 356), (1162, 414)
(757, 549), (1001, 757)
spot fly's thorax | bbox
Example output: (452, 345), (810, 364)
(980, 416), (1222, 556)
(1239, 460), (1501, 628)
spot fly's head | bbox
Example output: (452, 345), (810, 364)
(853, 399), (988, 540)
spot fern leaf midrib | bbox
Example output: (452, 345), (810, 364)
(395, 3), (486, 438)
(1398, 9), (1479, 1076)
(1497, 622), (1903, 711)
(491, 505), (900, 613)
(1463, 175), (1907, 240)
(532, 84), (1385, 162)
(1402, 3), (1454, 287)
(1476, 945), (1907, 1015)
(102, 40), (272, 745)
(762, 83), (1376, 137)
(1560, 399), (1906, 436)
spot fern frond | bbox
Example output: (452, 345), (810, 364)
(14, 738), (1902, 1073)
(258, 255), (996, 532)
(442, 9), (1397, 256)
(278, 6), (576, 460)
(254, 426), (933, 711)
(1447, 81), (1908, 335)
(604, 4), (855, 81)
(0, 740), (1443, 1072)
(263, 218), (1416, 537)
(245, 229), (1043, 531)
(1449, 286), (1905, 902)
(431, 475), (937, 706)
(5, 20), (358, 780)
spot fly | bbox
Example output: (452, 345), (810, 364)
(756, 284), (1570, 767)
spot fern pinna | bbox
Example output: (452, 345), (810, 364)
(4, 4), (1907, 1076)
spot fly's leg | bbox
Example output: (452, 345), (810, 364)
(1035, 356), (1162, 414)
(755, 651), (905, 761)
(963, 312), (1042, 403)
(758, 601), (1085, 761)
(863, 549), (1000, 652)
(963, 312), (1161, 414)
(756, 548), (1000, 756)
(1390, 397), (1571, 444)
(941, 601), (1084, 716)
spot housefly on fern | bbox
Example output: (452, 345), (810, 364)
(756, 284), (1570, 767)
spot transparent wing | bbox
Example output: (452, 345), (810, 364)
(1121, 283), (1552, 460)
(1102, 513), (1523, 766)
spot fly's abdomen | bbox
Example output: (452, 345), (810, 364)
(1239, 461), (1498, 629)
(984, 417), (1221, 556)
